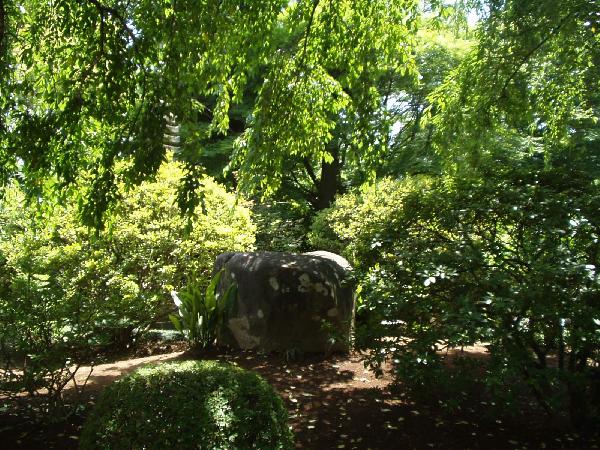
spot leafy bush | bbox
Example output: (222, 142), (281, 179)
(311, 159), (600, 426)
(0, 187), (100, 407)
(80, 360), (294, 450)
(253, 200), (312, 252)
(308, 176), (431, 258)
(0, 161), (255, 405)
(170, 270), (237, 351)
(103, 162), (255, 329)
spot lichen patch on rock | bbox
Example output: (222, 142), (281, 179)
(214, 251), (355, 353)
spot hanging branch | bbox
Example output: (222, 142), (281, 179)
(500, 10), (575, 98)
(87, 0), (137, 43)
(299, 0), (320, 69)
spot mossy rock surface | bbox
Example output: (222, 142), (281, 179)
(80, 360), (293, 450)
(215, 251), (355, 353)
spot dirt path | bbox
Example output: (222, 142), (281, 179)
(74, 348), (595, 450)
(3, 347), (597, 449)
(70, 351), (185, 392)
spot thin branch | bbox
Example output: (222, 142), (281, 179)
(285, 172), (318, 206)
(302, 157), (319, 189)
(381, 76), (394, 110)
(299, 0), (320, 69)
(500, 11), (575, 98)
(87, 0), (137, 43)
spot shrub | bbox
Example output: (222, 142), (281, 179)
(0, 161), (255, 407)
(80, 360), (294, 450)
(308, 176), (431, 260)
(311, 161), (600, 426)
(253, 200), (312, 252)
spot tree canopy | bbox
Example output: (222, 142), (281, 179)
(432, 0), (599, 167)
(0, 0), (426, 224)
(1, 0), (286, 225)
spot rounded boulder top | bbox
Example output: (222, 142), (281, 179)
(214, 251), (355, 353)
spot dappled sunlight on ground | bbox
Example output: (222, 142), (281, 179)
(68, 351), (185, 392)
(2, 345), (598, 449)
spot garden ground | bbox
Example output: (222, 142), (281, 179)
(1, 344), (598, 450)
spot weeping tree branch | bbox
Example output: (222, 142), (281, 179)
(87, 0), (137, 43)
(500, 10), (576, 98)
(299, 0), (320, 69)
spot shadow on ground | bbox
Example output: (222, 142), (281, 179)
(1, 348), (598, 449)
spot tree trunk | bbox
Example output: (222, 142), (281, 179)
(315, 147), (340, 210)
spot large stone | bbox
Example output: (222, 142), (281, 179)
(214, 251), (355, 353)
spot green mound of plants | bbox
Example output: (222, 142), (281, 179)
(80, 360), (293, 450)
(0, 161), (255, 408)
(311, 165), (600, 426)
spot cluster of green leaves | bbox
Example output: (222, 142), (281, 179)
(169, 270), (237, 351)
(1, 0), (473, 231)
(1, 0), (442, 221)
(309, 0), (600, 427)
(312, 149), (600, 423)
(0, 161), (255, 403)
(183, 8), (473, 219)
(309, 177), (432, 257)
(429, 0), (599, 166)
(0, 0), (286, 225)
(377, 28), (472, 179)
(233, 0), (422, 202)
(80, 360), (294, 450)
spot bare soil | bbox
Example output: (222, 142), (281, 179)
(1, 345), (598, 449)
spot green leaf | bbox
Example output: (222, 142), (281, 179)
(205, 270), (222, 312)
(169, 314), (183, 332)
